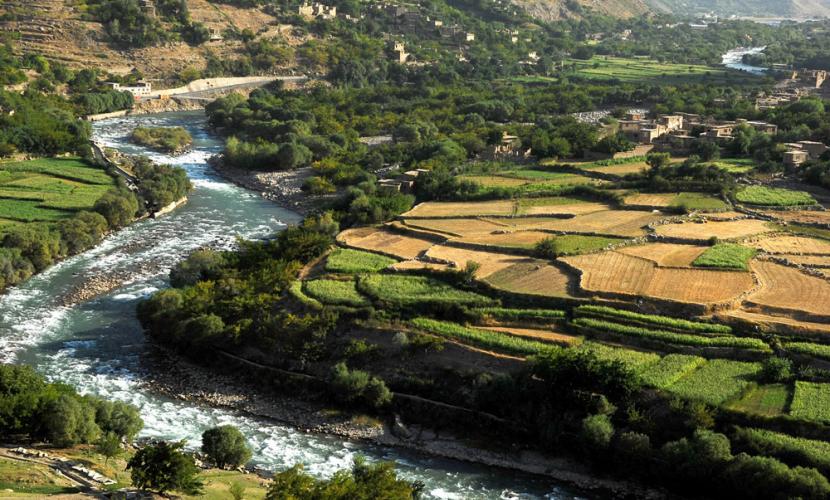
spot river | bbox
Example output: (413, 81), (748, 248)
(722, 47), (768, 75)
(0, 111), (582, 499)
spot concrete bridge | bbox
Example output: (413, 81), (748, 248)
(145, 75), (307, 100)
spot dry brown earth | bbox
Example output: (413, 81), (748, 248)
(749, 235), (830, 255)
(484, 262), (575, 298)
(424, 245), (536, 278)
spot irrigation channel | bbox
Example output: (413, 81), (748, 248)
(0, 111), (584, 499)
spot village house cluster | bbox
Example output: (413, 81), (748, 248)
(619, 112), (776, 149)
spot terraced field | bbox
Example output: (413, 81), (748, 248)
(745, 261), (830, 320)
(0, 158), (115, 223)
(654, 219), (772, 241)
(484, 262), (576, 298)
(749, 235), (830, 255)
(337, 227), (435, 260)
(424, 245), (536, 278)
(617, 243), (708, 267)
(561, 250), (753, 305)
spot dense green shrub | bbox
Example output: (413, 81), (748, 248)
(201, 425), (253, 469)
(127, 441), (203, 495)
(328, 363), (392, 410)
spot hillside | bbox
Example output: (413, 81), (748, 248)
(646, 0), (830, 18)
(0, 0), (288, 78)
(511, 0), (650, 21)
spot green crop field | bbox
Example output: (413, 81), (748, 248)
(727, 384), (790, 417)
(577, 341), (661, 371)
(732, 427), (830, 475)
(692, 244), (757, 271)
(574, 305), (733, 334)
(669, 192), (729, 212)
(640, 354), (706, 388)
(560, 56), (757, 84)
(303, 279), (369, 307)
(790, 381), (830, 423)
(785, 342), (830, 362)
(707, 158), (756, 174)
(735, 186), (817, 207)
(572, 317), (770, 351)
(666, 359), (762, 406)
(325, 248), (398, 274)
(411, 317), (555, 356)
(474, 307), (566, 323)
(358, 274), (496, 307)
(0, 158), (115, 223)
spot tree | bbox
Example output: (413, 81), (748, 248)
(201, 425), (253, 469)
(581, 414), (614, 451)
(97, 432), (122, 465)
(41, 394), (100, 447)
(266, 458), (419, 499)
(646, 152), (671, 170)
(94, 399), (143, 443)
(328, 363), (392, 410)
(127, 441), (203, 495)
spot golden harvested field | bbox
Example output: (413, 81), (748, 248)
(746, 261), (830, 319)
(389, 260), (452, 272)
(723, 310), (830, 335)
(402, 218), (509, 237)
(782, 255), (830, 267)
(561, 251), (753, 304)
(337, 227), (434, 260)
(749, 235), (830, 255)
(760, 210), (830, 225)
(582, 162), (649, 175)
(477, 326), (579, 346)
(654, 219), (772, 241)
(403, 200), (517, 218)
(506, 210), (663, 237)
(484, 262), (575, 298)
(457, 230), (552, 249)
(623, 193), (679, 207)
(517, 199), (609, 216)
(425, 245), (535, 278)
(618, 243), (709, 267)
(699, 211), (746, 221)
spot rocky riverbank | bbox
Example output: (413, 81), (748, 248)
(208, 156), (335, 215)
(138, 347), (666, 499)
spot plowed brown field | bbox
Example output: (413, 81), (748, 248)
(403, 200), (517, 218)
(654, 219), (771, 241)
(623, 193), (678, 207)
(504, 210), (663, 237)
(389, 260), (452, 272)
(425, 245), (535, 278)
(337, 227), (434, 260)
(484, 262), (575, 298)
(561, 251), (753, 304)
(457, 231), (552, 249)
(618, 243), (708, 267)
(402, 218), (509, 237)
(746, 261), (830, 319)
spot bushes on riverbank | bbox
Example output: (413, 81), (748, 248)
(131, 126), (193, 155)
(0, 364), (142, 447)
